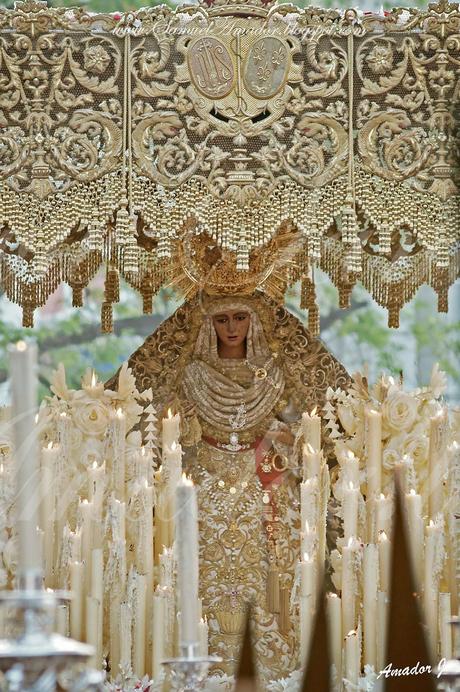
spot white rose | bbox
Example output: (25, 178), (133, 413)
(72, 400), (109, 437)
(403, 429), (429, 468)
(80, 438), (104, 467)
(382, 391), (419, 433)
(382, 446), (401, 471)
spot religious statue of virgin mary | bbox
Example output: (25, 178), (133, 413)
(107, 226), (350, 684)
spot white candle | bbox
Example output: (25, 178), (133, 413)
(111, 408), (126, 502)
(137, 482), (154, 595)
(343, 451), (360, 487)
(376, 591), (388, 671)
(378, 531), (391, 594)
(439, 593), (452, 659)
(110, 596), (121, 682)
(300, 477), (319, 535)
(90, 548), (103, 665)
(70, 528), (82, 563)
(152, 587), (165, 679)
(428, 409), (448, 520)
(70, 561), (83, 640)
(159, 546), (174, 589)
(326, 592), (342, 682)
(133, 573), (147, 677)
(363, 544), (378, 669)
(79, 499), (94, 580)
(164, 441), (183, 546)
(344, 630), (360, 687)
(343, 482), (359, 542)
(162, 409), (180, 450)
(199, 617), (209, 656)
(175, 475), (199, 647)
(8, 340), (42, 579)
(341, 537), (359, 638)
(300, 594), (314, 667)
(86, 595), (99, 668)
(424, 519), (442, 657)
(302, 407), (321, 452)
(375, 493), (392, 541)
(364, 407), (382, 499)
(302, 443), (321, 480)
(301, 552), (316, 599)
(41, 442), (58, 587)
(88, 461), (105, 519)
(405, 489), (424, 587)
(91, 548), (103, 602)
(120, 603), (132, 670)
(301, 521), (317, 559)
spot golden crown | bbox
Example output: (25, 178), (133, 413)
(168, 221), (304, 300)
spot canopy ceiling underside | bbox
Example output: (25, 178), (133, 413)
(0, 0), (458, 330)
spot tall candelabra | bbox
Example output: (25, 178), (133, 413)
(0, 341), (105, 692)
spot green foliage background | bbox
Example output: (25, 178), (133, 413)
(0, 272), (458, 406)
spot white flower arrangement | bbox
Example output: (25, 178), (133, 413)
(324, 363), (452, 506)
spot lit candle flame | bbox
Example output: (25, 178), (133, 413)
(91, 370), (97, 387)
(310, 406), (317, 416)
(429, 519), (434, 528)
(92, 461), (98, 469)
(167, 408), (173, 419)
(409, 489), (416, 496)
(379, 493), (385, 500)
(171, 441), (177, 451)
(16, 340), (27, 352)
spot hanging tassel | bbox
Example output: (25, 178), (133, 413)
(101, 301), (113, 333)
(278, 585), (290, 634)
(301, 275), (320, 336)
(22, 305), (34, 328)
(308, 305), (320, 337)
(267, 562), (280, 613)
(143, 292), (153, 314)
(72, 285), (83, 307)
(236, 241), (249, 272)
(115, 202), (130, 246)
(105, 268), (120, 303)
(339, 284), (352, 309)
(388, 305), (400, 329)
(123, 215), (139, 274)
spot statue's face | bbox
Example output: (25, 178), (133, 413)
(212, 310), (250, 350)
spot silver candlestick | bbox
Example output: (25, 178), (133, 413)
(162, 642), (222, 691)
(0, 570), (105, 692)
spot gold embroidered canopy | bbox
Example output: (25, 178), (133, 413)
(0, 0), (458, 331)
